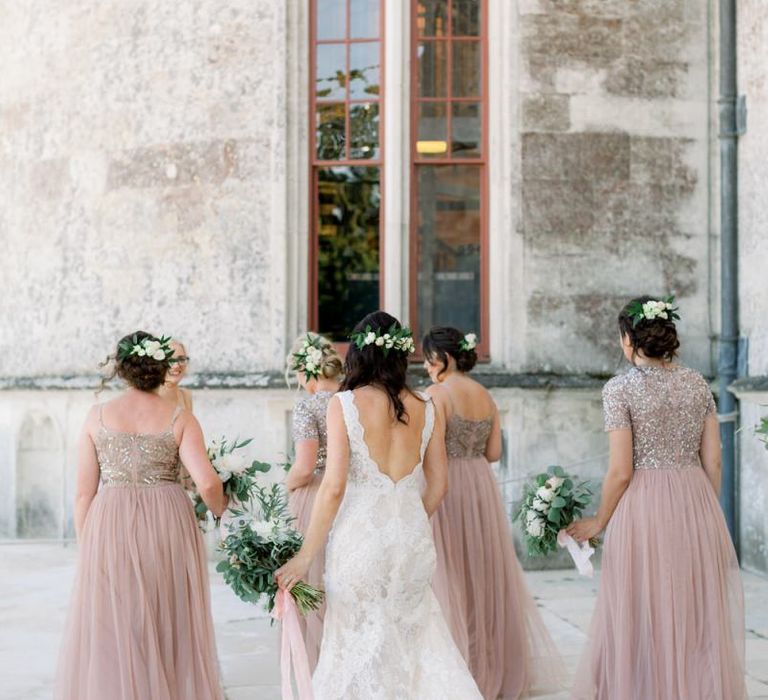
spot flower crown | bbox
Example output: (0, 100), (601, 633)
(350, 324), (416, 356)
(459, 332), (478, 352)
(117, 334), (176, 363)
(626, 295), (681, 328)
(290, 334), (329, 381)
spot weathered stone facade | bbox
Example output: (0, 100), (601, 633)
(4, 0), (757, 569)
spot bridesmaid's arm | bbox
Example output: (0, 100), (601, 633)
(700, 414), (722, 496)
(74, 408), (101, 539)
(422, 399), (448, 516)
(286, 440), (319, 491)
(276, 396), (348, 590)
(567, 429), (633, 542)
(484, 409), (502, 463)
(177, 413), (229, 517)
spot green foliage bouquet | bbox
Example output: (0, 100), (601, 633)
(191, 437), (271, 532)
(217, 482), (324, 616)
(757, 416), (768, 449)
(514, 465), (597, 556)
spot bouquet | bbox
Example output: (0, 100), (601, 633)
(757, 416), (768, 449)
(514, 465), (598, 575)
(217, 482), (325, 616)
(191, 437), (271, 532)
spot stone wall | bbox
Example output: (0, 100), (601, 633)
(518, 0), (715, 374)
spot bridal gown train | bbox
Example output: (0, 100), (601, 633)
(312, 390), (482, 700)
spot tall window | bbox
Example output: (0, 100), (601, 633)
(310, 0), (384, 341)
(411, 0), (487, 353)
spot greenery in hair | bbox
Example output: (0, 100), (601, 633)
(625, 295), (681, 328)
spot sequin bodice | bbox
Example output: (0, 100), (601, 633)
(602, 366), (716, 471)
(445, 414), (493, 459)
(291, 391), (334, 471)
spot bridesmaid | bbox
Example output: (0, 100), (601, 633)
(423, 326), (564, 700)
(284, 332), (342, 670)
(55, 331), (229, 700)
(568, 297), (746, 699)
(158, 339), (194, 489)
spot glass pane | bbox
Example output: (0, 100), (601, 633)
(416, 0), (448, 37)
(417, 41), (447, 97)
(316, 43), (347, 101)
(349, 42), (380, 99)
(317, 0), (346, 41)
(452, 0), (481, 36)
(451, 102), (481, 158)
(350, 103), (380, 159)
(350, 0), (379, 38)
(417, 102), (447, 158)
(317, 166), (381, 341)
(316, 103), (346, 160)
(416, 165), (481, 338)
(452, 40), (481, 97)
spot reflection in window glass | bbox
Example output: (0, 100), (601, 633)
(451, 41), (481, 97)
(316, 43), (347, 100)
(316, 103), (346, 160)
(416, 165), (481, 339)
(416, 0), (448, 37)
(451, 102), (480, 158)
(417, 41), (447, 97)
(350, 0), (380, 38)
(317, 0), (346, 40)
(317, 167), (381, 340)
(349, 42), (380, 99)
(451, 0), (480, 36)
(350, 103), (380, 159)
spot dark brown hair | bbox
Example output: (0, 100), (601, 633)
(341, 311), (421, 423)
(618, 296), (680, 362)
(422, 326), (478, 378)
(99, 331), (170, 393)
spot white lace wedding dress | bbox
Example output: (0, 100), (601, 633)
(313, 390), (482, 699)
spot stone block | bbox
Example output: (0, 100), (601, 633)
(605, 59), (688, 98)
(523, 14), (623, 67)
(629, 136), (697, 189)
(522, 94), (571, 132)
(522, 179), (595, 243)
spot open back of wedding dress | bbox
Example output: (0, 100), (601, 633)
(312, 390), (482, 700)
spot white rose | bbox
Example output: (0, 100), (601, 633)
(383, 333), (391, 340)
(375, 336), (385, 346)
(659, 311), (668, 319)
(136, 347), (146, 357)
(364, 332), (376, 345)
(252, 520), (274, 539)
(305, 361), (316, 372)
(309, 348), (323, 362)
(144, 340), (161, 355)
(152, 349), (166, 361)
(532, 495), (549, 513)
(526, 516), (545, 538)
(131, 344), (143, 355)
(666, 302), (674, 310)
(535, 486), (554, 503)
(385, 339), (394, 348)
(228, 452), (249, 475)
(545, 476), (564, 491)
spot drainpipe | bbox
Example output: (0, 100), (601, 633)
(718, 0), (740, 553)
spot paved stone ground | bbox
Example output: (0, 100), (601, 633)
(1, 543), (766, 699)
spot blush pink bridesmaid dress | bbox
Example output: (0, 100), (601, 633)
(54, 406), (223, 700)
(572, 366), (746, 699)
(431, 403), (565, 700)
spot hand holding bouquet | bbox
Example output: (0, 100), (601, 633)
(514, 465), (598, 576)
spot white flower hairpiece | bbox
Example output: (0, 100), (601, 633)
(117, 334), (175, 363)
(459, 332), (478, 351)
(626, 295), (681, 328)
(290, 334), (329, 381)
(350, 324), (416, 356)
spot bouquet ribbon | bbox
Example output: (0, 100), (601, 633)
(272, 589), (315, 700)
(557, 529), (595, 578)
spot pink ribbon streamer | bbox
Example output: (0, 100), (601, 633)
(271, 589), (315, 700)
(557, 529), (595, 578)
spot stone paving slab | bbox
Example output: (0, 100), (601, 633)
(0, 544), (766, 699)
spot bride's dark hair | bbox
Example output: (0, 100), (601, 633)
(341, 311), (421, 424)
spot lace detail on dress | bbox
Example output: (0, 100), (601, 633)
(445, 414), (492, 458)
(314, 391), (482, 699)
(602, 366), (715, 471)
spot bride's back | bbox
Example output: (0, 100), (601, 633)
(351, 386), (427, 483)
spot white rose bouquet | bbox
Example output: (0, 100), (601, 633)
(514, 466), (598, 565)
(191, 437), (270, 532)
(217, 482), (324, 616)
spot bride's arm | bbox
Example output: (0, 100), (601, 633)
(422, 398), (448, 517)
(74, 408), (101, 539)
(276, 396), (349, 590)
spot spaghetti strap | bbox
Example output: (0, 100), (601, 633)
(97, 404), (106, 429)
(170, 405), (183, 428)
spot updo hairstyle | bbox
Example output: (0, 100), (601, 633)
(618, 296), (680, 362)
(421, 326), (478, 378)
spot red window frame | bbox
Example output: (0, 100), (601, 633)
(308, 0), (386, 341)
(409, 0), (489, 359)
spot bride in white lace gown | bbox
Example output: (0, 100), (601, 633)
(277, 312), (482, 700)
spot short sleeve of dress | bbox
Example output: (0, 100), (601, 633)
(292, 400), (319, 443)
(602, 378), (631, 431)
(702, 378), (717, 416)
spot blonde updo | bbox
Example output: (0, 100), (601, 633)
(286, 332), (343, 385)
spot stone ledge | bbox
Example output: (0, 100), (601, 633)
(730, 375), (768, 398)
(0, 369), (613, 392)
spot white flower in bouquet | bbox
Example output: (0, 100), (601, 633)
(536, 485), (555, 503)
(525, 514), (545, 537)
(532, 495), (550, 513)
(545, 476), (564, 490)
(252, 520), (275, 539)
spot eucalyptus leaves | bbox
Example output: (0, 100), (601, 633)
(514, 465), (596, 557)
(117, 333), (176, 363)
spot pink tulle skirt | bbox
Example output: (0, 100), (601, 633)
(54, 483), (223, 700)
(288, 471), (327, 671)
(571, 467), (746, 699)
(432, 455), (566, 700)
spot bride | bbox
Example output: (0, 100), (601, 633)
(277, 311), (482, 699)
